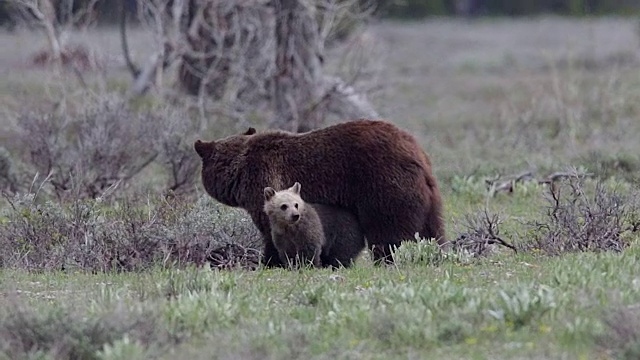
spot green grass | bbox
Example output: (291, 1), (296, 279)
(2, 248), (639, 359)
(2, 184), (639, 359)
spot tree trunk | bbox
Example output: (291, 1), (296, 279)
(176, 1), (275, 103)
(271, 0), (324, 132)
(131, 0), (380, 129)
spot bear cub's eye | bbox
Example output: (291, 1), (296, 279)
(294, 203), (298, 209)
(280, 204), (288, 211)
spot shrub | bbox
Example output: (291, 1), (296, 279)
(0, 192), (262, 272)
(5, 93), (260, 272)
(392, 208), (519, 265)
(527, 169), (639, 255)
(17, 95), (158, 200)
(16, 94), (203, 200)
(153, 107), (202, 197)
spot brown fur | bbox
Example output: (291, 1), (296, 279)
(263, 183), (324, 268)
(264, 183), (366, 269)
(313, 202), (366, 268)
(194, 119), (445, 267)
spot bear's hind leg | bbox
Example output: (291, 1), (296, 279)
(360, 205), (424, 265)
(320, 255), (353, 269)
(420, 203), (447, 248)
(369, 240), (400, 265)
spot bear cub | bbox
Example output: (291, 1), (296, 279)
(263, 182), (365, 269)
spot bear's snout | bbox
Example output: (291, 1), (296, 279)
(291, 214), (300, 222)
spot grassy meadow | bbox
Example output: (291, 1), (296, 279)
(1, 16), (640, 359)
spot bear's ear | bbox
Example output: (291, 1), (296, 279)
(264, 187), (276, 201)
(194, 140), (215, 159)
(243, 127), (256, 136)
(290, 182), (301, 194)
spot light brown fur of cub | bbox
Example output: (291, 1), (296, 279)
(263, 182), (324, 268)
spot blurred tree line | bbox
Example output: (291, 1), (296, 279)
(1, 0), (640, 28)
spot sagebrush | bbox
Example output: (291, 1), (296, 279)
(528, 172), (639, 255)
(15, 94), (201, 200)
(0, 192), (262, 271)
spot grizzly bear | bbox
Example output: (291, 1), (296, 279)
(264, 182), (366, 269)
(194, 119), (444, 267)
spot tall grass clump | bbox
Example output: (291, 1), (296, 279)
(392, 234), (473, 267)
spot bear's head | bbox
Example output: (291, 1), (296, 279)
(193, 127), (257, 206)
(194, 127), (256, 160)
(263, 182), (304, 227)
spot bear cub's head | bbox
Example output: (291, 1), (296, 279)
(264, 182), (305, 227)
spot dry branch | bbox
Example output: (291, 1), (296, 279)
(485, 171), (534, 195)
(320, 75), (380, 119)
(486, 169), (594, 196)
(120, 0), (141, 77)
(128, 52), (161, 97)
(541, 171), (593, 184)
(208, 242), (261, 270)
(453, 208), (517, 257)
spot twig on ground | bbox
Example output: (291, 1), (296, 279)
(453, 208), (517, 257)
(486, 169), (593, 196)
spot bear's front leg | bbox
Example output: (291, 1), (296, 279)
(312, 246), (323, 268)
(262, 235), (286, 268)
(296, 243), (322, 268)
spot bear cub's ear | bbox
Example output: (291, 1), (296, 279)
(244, 127), (257, 136)
(290, 182), (301, 194)
(194, 140), (215, 159)
(264, 187), (276, 201)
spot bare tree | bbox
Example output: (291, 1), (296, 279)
(10, 0), (100, 70)
(123, 0), (186, 97)
(123, 0), (380, 131)
(12, 0), (62, 67)
(271, 0), (325, 131)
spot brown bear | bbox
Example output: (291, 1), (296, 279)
(194, 119), (445, 267)
(264, 182), (366, 269)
